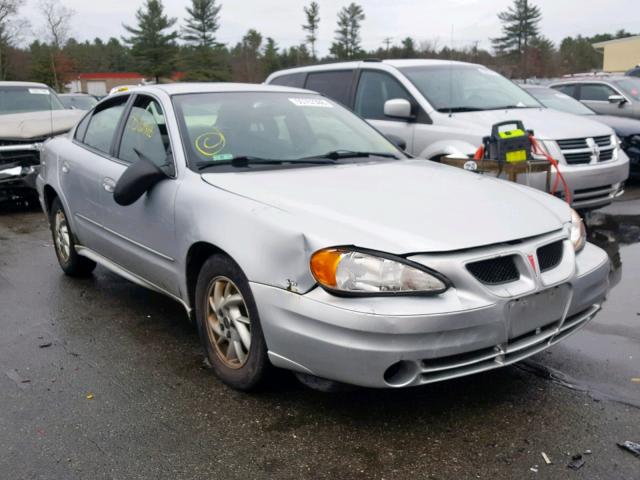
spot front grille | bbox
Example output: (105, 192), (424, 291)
(564, 152), (591, 164)
(599, 149), (614, 161)
(557, 138), (587, 149)
(467, 256), (519, 285)
(0, 139), (42, 168)
(537, 241), (564, 272)
(594, 135), (611, 147)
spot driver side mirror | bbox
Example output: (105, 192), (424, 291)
(608, 94), (627, 106)
(383, 98), (414, 121)
(113, 149), (169, 206)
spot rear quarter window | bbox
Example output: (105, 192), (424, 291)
(305, 70), (354, 106)
(269, 72), (306, 88)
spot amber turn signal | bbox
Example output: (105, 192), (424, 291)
(310, 249), (344, 287)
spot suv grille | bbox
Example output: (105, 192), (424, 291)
(0, 139), (42, 168)
(537, 241), (564, 272)
(467, 256), (519, 285)
(557, 135), (614, 165)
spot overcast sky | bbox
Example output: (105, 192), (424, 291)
(18, 0), (640, 55)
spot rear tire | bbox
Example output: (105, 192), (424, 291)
(50, 197), (96, 277)
(195, 254), (270, 391)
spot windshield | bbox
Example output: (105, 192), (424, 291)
(0, 86), (65, 115)
(526, 87), (595, 115)
(173, 92), (402, 169)
(615, 78), (640, 101)
(400, 65), (541, 112)
(60, 95), (98, 110)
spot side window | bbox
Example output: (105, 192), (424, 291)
(552, 84), (577, 98)
(118, 95), (171, 168)
(74, 113), (91, 142)
(354, 70), (413, 120)
(305, 70), (354, 106)
(270, 73), (306, 88)
(579, 83), (616, 101)
(83, 97), (128, 154)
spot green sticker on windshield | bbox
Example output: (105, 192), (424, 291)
(212, 153), (233, 161)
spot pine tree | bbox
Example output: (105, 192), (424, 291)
(330, 3), (365, 60)
(491, 0), (542, 78)
(302, 2), (319, 60)
(262, 37), (280, 76)
(122, 0), (178, 83)
(183, 0), (221, 48)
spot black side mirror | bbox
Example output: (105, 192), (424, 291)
(113, 149), (168, 206)
(385, 134), (407, 151)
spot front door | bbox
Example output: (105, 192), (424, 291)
(578, 83), (632, 117)
(94, 94), (180, 296)
(353, 70), (416, 153)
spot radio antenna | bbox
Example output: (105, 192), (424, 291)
(448, 24), (454, 118)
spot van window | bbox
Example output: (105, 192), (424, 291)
(552, 84), (577, 98)
(579, 83), (617, 101)
(305, 70), (354, 106)
(355, 70), (413, 120)
(83, 96), (128, 154)
(270, 73), (306, 88)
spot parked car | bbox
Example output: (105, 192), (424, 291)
(266, 60), (629, 210)
(549, 75), (640, 119)
(626, 65), (640, 77)
(523, 85), (640, 178)
(0, 81), (85, 203)
(59, 93), (99, 111)
(37, 83), (610, 391)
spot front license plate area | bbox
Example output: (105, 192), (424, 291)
(507, 284), (571, 339)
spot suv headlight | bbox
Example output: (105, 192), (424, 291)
(310, 247), (450, 296)
(569, 209), (586, 252)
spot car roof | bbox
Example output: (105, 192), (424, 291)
(59, 93), (93, 97)
(551, 75), (629, 84)
(267, 58), (479, 78)
(135, 82), (315, 96)
(0, 81), (50, 88)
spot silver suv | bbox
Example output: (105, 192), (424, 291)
(549, 75), (640, 119)
(266, 60), (630, 210)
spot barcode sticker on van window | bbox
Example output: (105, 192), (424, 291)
(288, 98), (332, 108)
(28, 88), (50, 95)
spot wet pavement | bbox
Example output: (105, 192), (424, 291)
(1, 189), (639, 480)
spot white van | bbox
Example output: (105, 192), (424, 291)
(266, 59), (630, 210)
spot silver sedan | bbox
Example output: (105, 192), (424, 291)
(36, 83), (610, 391)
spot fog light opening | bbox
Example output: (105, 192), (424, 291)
(384, 360), (419, 387)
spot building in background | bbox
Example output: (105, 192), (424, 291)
(593, 36), (640, 72)
(66, 72), (145, 96)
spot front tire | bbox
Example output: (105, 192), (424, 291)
(195, 255), (270, 391)
(50, 197), (96, 277)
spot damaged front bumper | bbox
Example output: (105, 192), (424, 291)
(252, 236), (610, 389)
(0, 142), (43, 198)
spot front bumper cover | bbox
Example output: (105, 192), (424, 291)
(253, 241), (610, 388)
(0, 143), (43, 197)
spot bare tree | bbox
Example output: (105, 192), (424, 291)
(39, 0), (74, 89)
(0, 0), (21, 79)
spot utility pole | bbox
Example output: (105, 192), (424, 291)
(383, 37), (392, 55)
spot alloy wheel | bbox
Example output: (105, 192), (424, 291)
(54, 210), (71, 263)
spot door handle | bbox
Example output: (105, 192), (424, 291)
(61, 161), (70, 174)
(102, 178), (116, 193)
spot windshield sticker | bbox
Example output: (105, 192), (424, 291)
(288, 98), (333, 108)
(212, 153), (234, 161)
(195, 128), (226, 157)
(28, 88), (50, 95)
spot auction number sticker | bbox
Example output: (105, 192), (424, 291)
(288, 98), (333, 108)
(28, 88), (50, 95)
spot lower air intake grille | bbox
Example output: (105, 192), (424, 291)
(467, 256), (519, 285)
(537, 241), (564, 272)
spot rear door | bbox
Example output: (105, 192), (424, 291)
(94, 93), (180, 295)
(60, 95), (129, 248)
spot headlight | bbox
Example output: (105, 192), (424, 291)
(310, 247), (450, 296)
(569, 209), (586, 252)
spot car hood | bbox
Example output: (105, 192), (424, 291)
(589, 114), (640, 136)
(202, 160), (571, 253)
(448, 107), (613, 140)
(0, 110), (85, 140)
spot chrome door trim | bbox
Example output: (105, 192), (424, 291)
(75, 213), (175, 262)
(75, 245), (190, 315)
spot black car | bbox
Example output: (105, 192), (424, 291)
(524, 85), (640, 178)
(627, 66), (640, 78)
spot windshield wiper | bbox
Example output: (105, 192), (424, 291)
(303, 150), (400, 161)
(197, 156), (337, 171)
(436, 106), (485, 113)
(486, 105), (535, 110)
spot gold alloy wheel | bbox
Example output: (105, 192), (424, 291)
(205, 276), (252, 369)
(54, 209), (71, 263)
